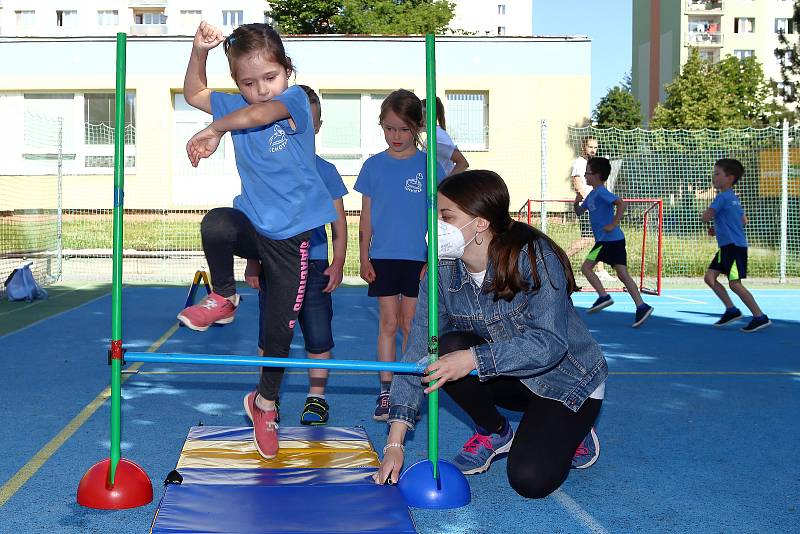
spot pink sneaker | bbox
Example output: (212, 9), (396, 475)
(243, 391), (279, 459)
(177, 293), (239, 331)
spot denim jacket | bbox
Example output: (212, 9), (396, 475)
(388, 238), (608, 430)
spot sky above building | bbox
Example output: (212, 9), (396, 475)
(533, 0), (632, 113)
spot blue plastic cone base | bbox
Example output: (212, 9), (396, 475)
(398, 459), (470, 509)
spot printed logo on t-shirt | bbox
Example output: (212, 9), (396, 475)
(269, 125), (287, 153)
(405, 173), (423, 193)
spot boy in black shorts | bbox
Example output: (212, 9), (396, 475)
(701, 158), (770, 332)
(574, 157), (654, 328)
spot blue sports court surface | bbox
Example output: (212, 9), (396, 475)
(0, 285), (797, 533)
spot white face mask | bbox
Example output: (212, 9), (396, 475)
(436, 218), (477, 260)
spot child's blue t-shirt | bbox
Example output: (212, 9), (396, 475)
(354, 150), (444, 261)
(210, 85), (336, 240)
(309, 156), (348, 261)
(710, 189), (748, 247)
(581, 186), (625, 242)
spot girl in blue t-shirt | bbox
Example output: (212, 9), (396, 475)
(355, 90), (444, 421)
(178, 21), (336, 460)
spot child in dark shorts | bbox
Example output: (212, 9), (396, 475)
(701, 158), (770, 332)
(355, 90), (444, 420)
(574, 157), (654, 328)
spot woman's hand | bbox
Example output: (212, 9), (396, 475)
(187, 125), (223, 167)
(373, 446), (404, 485)
(193, 21), (225, 52)
(421, 349), (476, 393)
(244, 259), (261, 289)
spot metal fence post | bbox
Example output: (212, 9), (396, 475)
(780, 120), (789, 284)
(540, 119), (548, 233)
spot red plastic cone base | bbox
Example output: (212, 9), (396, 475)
(77, 458), (153, 509)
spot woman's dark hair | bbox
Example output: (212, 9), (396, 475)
(223, 23), (293, 81)
(438, 170), (578, 300)
(421, 96), (447, 129)
(380, 89), (423, 147)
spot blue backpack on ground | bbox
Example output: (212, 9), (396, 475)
(4, 262), (48, 302)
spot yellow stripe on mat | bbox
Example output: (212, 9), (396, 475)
(176, 439), (380, 469)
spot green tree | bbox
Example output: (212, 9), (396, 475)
(334, 0), (455, 34)
(774, 0), (800, 116)
(592, 74), (643, 128)
(268, 0), (342, 34)
(268, 0), (456, 35)
(652, 48), (781, 128)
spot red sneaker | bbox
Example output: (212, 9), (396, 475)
(243, 391), (279, 459)
(177, 293), (239, 331)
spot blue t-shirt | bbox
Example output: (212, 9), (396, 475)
(309, 156), (348, 261)
(354, 150), (444, 261)
(581, 186), (625, 242)
(710, 189), (747, 247)
(210, 85), (336, 240)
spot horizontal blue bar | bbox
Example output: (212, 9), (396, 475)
(125, 352), (428, 374)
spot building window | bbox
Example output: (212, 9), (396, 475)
(498, 26), (506, 35)
(446, 92), (489, 151)
(222, 10), (244, 28)
(56, 10), (78, 28)
(24, 94), (76, 152)
(16, 10), (36, 27)
(734, 17), (755, 33)
(733, 49), (754, 59)
(84, 93), (136, 145)
(134, 11), (167, 25)
(775, 18), (795, 34)
(498, 4), (506, 15)
(97, 10), (119, 26)
(698, 49), (718, 62)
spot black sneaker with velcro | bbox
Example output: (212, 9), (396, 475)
(300, 396), (330, 426)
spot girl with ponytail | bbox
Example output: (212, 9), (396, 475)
(374, 170), (608, 498)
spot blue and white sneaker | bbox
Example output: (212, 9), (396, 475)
(587, 295), (614, 314)
(571, 427), (600, 469)
(452, 420), (513, 475)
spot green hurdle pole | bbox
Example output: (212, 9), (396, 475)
(425, 33), (440, 480)
(108, 32), (127, 485)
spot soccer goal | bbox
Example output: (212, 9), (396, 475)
(518, 198), (663, 295)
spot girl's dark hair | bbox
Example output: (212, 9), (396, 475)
(223, 23), (293, 80)
(438, 170), (578, 300)
(380, 89), (423, 147)
(421, 96), (447, 129)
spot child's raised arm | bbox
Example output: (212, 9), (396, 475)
(184, 21), (225, 114)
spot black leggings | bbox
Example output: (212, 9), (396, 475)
(440, 331), (602, 499)
(201, 207), (310, 400)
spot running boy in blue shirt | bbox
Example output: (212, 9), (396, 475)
(574, 157), (654, 328)
(701, 158), (770, 332)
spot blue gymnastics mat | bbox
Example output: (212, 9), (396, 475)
(150, 426), (417, 533)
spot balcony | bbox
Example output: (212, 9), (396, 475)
(130, 24), (169, 35)
(686, 0), (723, 12)
(686, 31), (723, 46)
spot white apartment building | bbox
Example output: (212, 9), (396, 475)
(0, 0), (270, 37)
(449, 0), (533, 36)
(633, 0), (798, 119)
